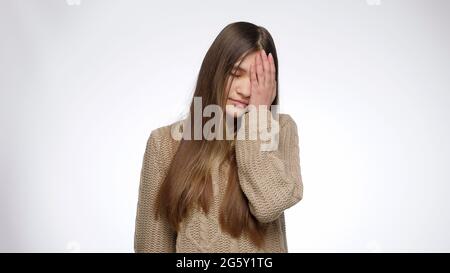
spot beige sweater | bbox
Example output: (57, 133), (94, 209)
(134, 110), (303, 253)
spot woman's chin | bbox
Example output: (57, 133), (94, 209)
(225, 105), (247, 118)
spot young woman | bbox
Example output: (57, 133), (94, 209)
(134, 21), (303, 253)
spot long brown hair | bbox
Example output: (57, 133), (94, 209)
(155, 21), (279, 249)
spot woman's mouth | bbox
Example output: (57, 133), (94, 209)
(229, 98), (248, 108)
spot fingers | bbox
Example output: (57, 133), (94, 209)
(250, 62), (258, 88)
(260, 50), (270, 85)
(268, 52), (276, 103)
(255, 51), (264, 84)
(268, 52), (276, 86)
(253, 50), (276, 94)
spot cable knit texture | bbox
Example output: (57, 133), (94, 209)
(134, 110), (303, 253)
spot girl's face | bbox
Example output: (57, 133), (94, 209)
(224, 51), (259, 118)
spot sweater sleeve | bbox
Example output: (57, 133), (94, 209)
(235, 109), (303, 223)
(134, 130), (177, 253)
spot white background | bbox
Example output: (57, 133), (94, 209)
(1, 0), (449, 252)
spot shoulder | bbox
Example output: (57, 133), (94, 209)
(149, 119), (182, 142)
(278, 113), (298, 130)
(145, 119), (183, 162)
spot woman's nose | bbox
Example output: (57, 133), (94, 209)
(236, 82), (251, 97)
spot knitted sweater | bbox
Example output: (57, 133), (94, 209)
(134, 110), (303, 253)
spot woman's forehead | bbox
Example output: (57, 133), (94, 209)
(234, 51), (259, 71)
